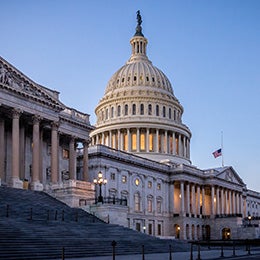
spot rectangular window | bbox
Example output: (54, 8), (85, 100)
(149, 133), (154, 151)
(148, 224), (153, 235)
(157, 183), (161, 190)
(111, 173), (115, 180)
(148, 181), (152, 188)
(132, 132), (137, 151)
(122, 175), (127, 183)
(158, 224), (162, 236)
(136, 223), (141, 232)
(148, 199), (152, 212)
(62, 149), (69, 159)
(157, 200), (162, 213)
(140, 132), (145, 151)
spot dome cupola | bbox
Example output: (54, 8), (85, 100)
(90, 11), (192, 165)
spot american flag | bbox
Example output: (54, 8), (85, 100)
(212, 148), (222, 158)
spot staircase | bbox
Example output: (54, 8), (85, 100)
(0, 186), (189, 259)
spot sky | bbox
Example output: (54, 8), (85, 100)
(1, 0), (260, 191)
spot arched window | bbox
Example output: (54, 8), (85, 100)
(105, 108), (108, 119)
(140, 104), (144, 115)
(156, 105), (159, 116)
(132, 104), (136, 115)
(111, 107), (114, 118)
(148, 104), (152, 115)
(169, 108), (172, 119)
(117, 105), (121, 117)
(125, 104), (128, 115)
(163, 106), (166, 117)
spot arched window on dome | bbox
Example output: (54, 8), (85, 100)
(117, 105), (121, 117)
(132, 104), (136, 115)
(140, 104), (144, 115)
(173, 109), (176, 121)
(105, 108), (108, 120)
(148, 104), (152, 115)
(111, 107), (114, 118)
(156, 105), (159, 116)
(163, 106), (166, 117)
(169, 108), (172, 119)
(125, 104), (128, 115)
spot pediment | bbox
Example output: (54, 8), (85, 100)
(215, 166), (245, 185)
(0, 56), (65, 111)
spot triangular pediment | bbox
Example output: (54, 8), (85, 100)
(215, 166), (245, 185)
(0, 56), (65, 111)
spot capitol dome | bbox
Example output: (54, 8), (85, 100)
(90, 11), (192, 165)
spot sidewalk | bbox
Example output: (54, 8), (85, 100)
(62, 249), (260, 260)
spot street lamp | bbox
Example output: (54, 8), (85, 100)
(93, 171), (107, 203)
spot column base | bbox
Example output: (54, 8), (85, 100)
(30, 181), (44, 191)
(10, 177), (23, 189)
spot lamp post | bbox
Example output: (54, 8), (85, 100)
(93, 171), (107, 203)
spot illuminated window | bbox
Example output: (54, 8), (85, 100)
(135, 178), (140, 186)
(134, 193), (141, 211)
(148, 181), (152, 188)
(123, 131), (128, 151)
(132, 104), (136, 115)
(122, 175), (127, 183)
(148, 104), (152, 115)
(132, 132), (137, 151)
(176, 136), (179, 155)
(140, 131), (145, 151)
(62, 149), (69, 159)
(140, 104), (144, 115)
(157, 183), (161, 190)
(149, 132), (154, 151)
(156, 105), (159, 116)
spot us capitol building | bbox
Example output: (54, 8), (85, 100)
(0, 12), (259, 240)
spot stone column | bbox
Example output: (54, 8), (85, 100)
(221, 188), (224, 215)
(202, 186), (205, 215)
(186, 183), (190, 216)
(146, 128), (150, 152)
(31, 115), (43, 191)
(69, 136), (76, 180)
(127, 128), (131, 152)
(180, 181), (185, 216)
(137, 128), (140, 152)
(164, 130), (168, 153)
(83, 139), (90, 181)
(109, 130), (112, 147)
(169, 181), (174, 214)
(51, 122), (59, 184)
(191, 184), (195, 214)
(211, 186), (215, 217)
(183, 136), (187, 158)
(0, 117), (5, 183)
(117, 129), (121, 150)
(172, 132), (176, 155)
(225, 190), (228, 214)
(236, 193), (240, 215)
(229, 190), (232, 214)
(101, 132), (104, 144)
(178, 134), (181, 155)
(232, 191), (236, 214)
(156, 129), (159, 153)
(197, 185), (200, 216)
(11, 109), (23, 188)
(216, 187), (220, 215)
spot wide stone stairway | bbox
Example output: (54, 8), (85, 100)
(0, 186), (189, 259)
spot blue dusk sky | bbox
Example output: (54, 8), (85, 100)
(1, 1), (260, 191)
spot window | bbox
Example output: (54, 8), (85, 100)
(136, 223), (141, 232)
(163, 106), (166, 117)
(149, 132), (154, 152)
(132, 104), (136, 115)
(134, 193), (141, 211)
(140, 131), (145, 151)
(125, 104), (128, 115)
(148, 104), (152, 115)
(135, 178), (140, 186)
(148, 181), (152, 188)
(148, 198), (153, 212)
(117, 105), (121, 116)
(122, 175), (127, 183)
(62, 149), (69, 159)
(157, 200), (162, 213)
(140, 104), (144, 115)
(105, 108), (108, 119)
(132, 132), (137, 151)
(111, 107), (114, 118)
(169, 108), (172, 119)
(123, 131), (128, 151)
(110, 173), (115, 180)
(148, 224), (153, 235)
(156, 105), (159, 116)
(157, 183), (161, 190)
(158, 224), (162, 236)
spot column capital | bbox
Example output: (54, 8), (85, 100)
(32, 115), (42, 124)
(12, 108), (22, 118)
(51, 121), (60, 130)
(83, 137), (91, 147)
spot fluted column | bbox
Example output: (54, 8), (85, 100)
(225, 190), (228, 214)
(186, 183), (190, 216)
(11, 109), (23, 188)
(216, 187), (220, 215)
(211, 186), (215, 216)
(183, 136), (187, 157)
(197, 185), (200, 216)
(127, 128), (131, 152)
(51, 122), (59, 184)
(164, 130), (168, 153)
(191, 184), (195, 214)
(83, 139), (90, 181)
(202, 186), (205, 215)
(69, 136), (76, 180)
(172, 132), (176, 155)
(180, 181), (185, 216)
(31, 115), (43, 190)
(229, 190), (232, 214)
(109, 130), (112, 147)
(0, 117), (5, 183)
(236, 193), (240, 215)
(156, 129), (159, 153)
(221, 188), (224, 215)
(117, 129), (121, 150)
(178, 134), (181, 155)
(232, 191), (236, 214)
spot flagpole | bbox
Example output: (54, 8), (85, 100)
(221, 131), (224, 167)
